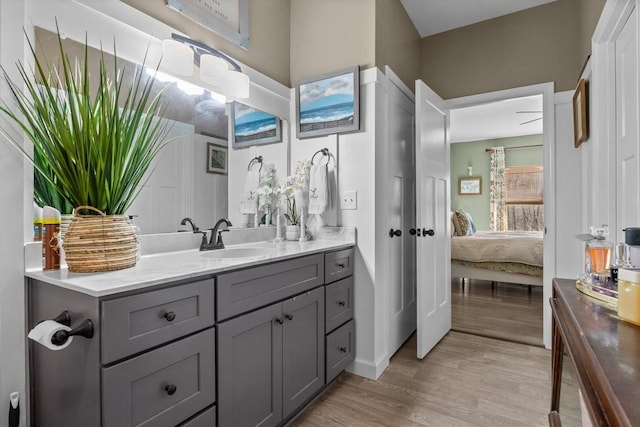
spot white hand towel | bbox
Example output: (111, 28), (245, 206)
(308, 164), (330, 214)
(240, 170), (260, 214)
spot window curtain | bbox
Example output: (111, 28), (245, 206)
(489, 147), (507, 231)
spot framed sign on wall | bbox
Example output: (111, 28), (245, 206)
(166, 0), (249, 50)
(458, 177), (482, 195)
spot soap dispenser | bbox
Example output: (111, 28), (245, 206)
(585, 225), (613, 280)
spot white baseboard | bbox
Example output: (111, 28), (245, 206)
(347, 356), (389, 380)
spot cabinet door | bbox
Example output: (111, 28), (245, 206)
(102, 329), (215, 427)
(282, 287), (325, 417)
(217, 304), (283, 427)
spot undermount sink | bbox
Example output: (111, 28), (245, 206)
(199, 247), (278, 259)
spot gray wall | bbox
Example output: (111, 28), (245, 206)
(290, 0), (375, 85)
(451, 134), (543, 230)
(420, 0), (606, 99)
(375, 0), (421, 91)
(122, 0), (292, 87)
(122, 0), (606, 97)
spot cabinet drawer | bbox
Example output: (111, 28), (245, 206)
(217, 254), (324, 321)
(325, 276), (354, 333)
(102, 328), (215, 427)
(101, 278), (215, 363)
(179, 406), (216, 427)
(325, 248), (354, 284)
(326, 319), (355, 384)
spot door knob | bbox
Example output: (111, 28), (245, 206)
(423, 228), (434, 236)
(389, 228), (402, 238)
(409, 228), (417, 236)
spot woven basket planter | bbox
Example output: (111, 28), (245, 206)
(62, 206), (137, 273)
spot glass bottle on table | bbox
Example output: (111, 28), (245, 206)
(586, 225), (613, 280)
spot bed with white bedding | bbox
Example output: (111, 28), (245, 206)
(451, 230), (544, 286)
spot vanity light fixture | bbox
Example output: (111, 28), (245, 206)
(161, 33), (250, 99)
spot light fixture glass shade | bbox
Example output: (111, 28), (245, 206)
(200, 54), (250, 99)
(161, 39), (194, 76)
(199, 54), (229, 84)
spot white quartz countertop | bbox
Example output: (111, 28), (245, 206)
(25, 235), (355, 297)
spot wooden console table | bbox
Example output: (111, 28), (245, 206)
(550, 278), (640, 426)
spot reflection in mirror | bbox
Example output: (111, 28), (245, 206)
(231, 102), (282, 149)
(34, 27), (228, 234)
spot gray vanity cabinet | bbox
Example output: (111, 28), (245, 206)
(28, 276), (216, 427)
(323, 249), (355, 384)
(217, 287), (325, 427)
(28, 246), (354, 427)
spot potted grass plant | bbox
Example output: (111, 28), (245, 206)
(0, 28), (171, 272)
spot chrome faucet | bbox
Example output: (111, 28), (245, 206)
(202, 218), (233, 250)
(180, 217), (199, 232)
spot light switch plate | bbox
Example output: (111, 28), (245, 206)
(340, 191), (357, 210)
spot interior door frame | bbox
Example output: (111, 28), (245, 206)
(445, 82), (556, 349)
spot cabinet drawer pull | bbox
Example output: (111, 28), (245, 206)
(163, 311), (176, 322)
(339, 347), (347, 353)
(337, 262), (346, 268)
(337, 300), (346, 307)
(285, 313), (294, 321)
(275, 317), (284, 325)
(164, 384), (177, 396)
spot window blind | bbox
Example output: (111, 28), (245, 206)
(505, 166), (543, 204)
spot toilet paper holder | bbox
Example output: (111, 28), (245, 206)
(48, 310), (94, 346)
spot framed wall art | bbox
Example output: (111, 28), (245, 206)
(166, 0), (250, 49)
(296, 66), (359, 139)
(458, 177), (482, 195)
(573, 78), (588, 148)
(207, 143), (228, 175)
(231, 102), (282, 149)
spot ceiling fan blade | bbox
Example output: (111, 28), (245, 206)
(519, 117), (543, 125)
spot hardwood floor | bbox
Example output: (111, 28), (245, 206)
(295, 331), (560, 426)
(451, 278), (544, 347)
(294, 279), (585, 426)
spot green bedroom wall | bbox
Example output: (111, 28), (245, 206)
(451, 134), (543, 231)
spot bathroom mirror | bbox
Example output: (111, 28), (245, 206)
(32, 27), (288, 235)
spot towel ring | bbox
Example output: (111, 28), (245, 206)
(311, 148), (332, 166)
(247, 156), (263, 172)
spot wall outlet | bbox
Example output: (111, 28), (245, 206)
(340, 191), (357, 210)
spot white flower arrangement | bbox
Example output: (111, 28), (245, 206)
(278, 159), (311, 225)
(257, 163), (278, 211)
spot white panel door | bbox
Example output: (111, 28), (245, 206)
(387, 76), (417, 357)
(616, 8), (639, 241)
(415, 80), (451, 359)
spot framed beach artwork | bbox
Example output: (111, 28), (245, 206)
(296, 66), (360, 139)
(207, 143), (228, 175)
(231, 102), (282, 149)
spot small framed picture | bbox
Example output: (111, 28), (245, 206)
(207, 143), (228, 175)
(573, 78), (588, 148)
(458, 177), (482, 195)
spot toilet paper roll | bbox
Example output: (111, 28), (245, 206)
(28, 320), (73, 350)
